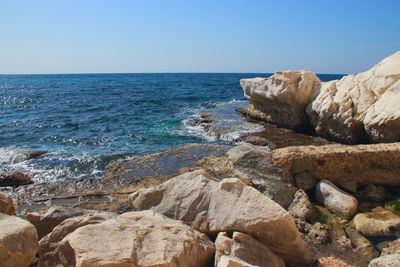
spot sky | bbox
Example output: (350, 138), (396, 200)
(1, 0), (399, 74)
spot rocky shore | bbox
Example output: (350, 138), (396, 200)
(1, 52), (400, 266)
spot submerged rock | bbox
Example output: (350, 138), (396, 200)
(0, 213), (38, 267)
(215, 232), (285, 267)
(315, 180), (358, 219)
(353, 211), (400, 236)
(0, 192), (17, 215)
(130, 170), (311, 266)
(50, 210), (215, 267)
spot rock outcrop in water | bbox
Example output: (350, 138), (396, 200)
(240, 51), (400, 144)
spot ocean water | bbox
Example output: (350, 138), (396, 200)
(0, 73), (343, 182)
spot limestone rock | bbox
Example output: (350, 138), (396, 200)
(272, 143), (400, 185)
(0, 192), (17, 215)
(27, 206), (89, 239)
(288, 189), (314, 223)
(38, 211), (117, 267)
(382, 239), (400, 256)
(130, 170), (311, 266)
(316, 256), (355, 267)
(345, 228), (378, 260)
(368, 254), (400, 267)
(215, 232), (285, 267)
(50, 210), (215, 267)
(227, 143), (297, 208)
(307, 51), (400, 143)
(0, 213), (38, 267)
(315, 180), (358, 219)
(353, 211), (400, 236)
(240, 70), (321, 130)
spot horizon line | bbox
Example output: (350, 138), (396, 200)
(0, 71), (348, 75)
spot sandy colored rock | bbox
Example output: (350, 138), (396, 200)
(272, 143), (400, 185)
(288, 189), (314, 223)
(353, 211), (400, 236)
(0, 192), (17, 215)
(382, 239), (400, 256)
(368, 254), (400, 267)
(0, 213), (38, 267)
(215, 232), (285, 267)
(307, 51), (400, 143)
(51, 210), (214, 267)
(316, 256), (355, 267)
(315, 180), (358, 219)
(130, 170), (311, 266)
(27, 206), (92, 239)
(38, 211), (117, 267)
(240, 70), (321, 130)
(227, 143), (297, 208)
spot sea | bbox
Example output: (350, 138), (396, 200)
(0, 73), (343, 182)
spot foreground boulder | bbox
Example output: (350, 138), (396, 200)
(240, 70), (321, 130)
(227, 143), (297, 208)
(0, 213), (38, 267)
(315, 180), (358, 219)
(0, 192), (17, 215)
(215, 232), (285, 267)
(48, 210), (215, 267)
(38, 211), (117, 267)
(272, 143), (400, 186)
(130, 170), (311, 266)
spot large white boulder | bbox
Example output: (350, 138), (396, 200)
(240, 70), (321, 130)
(48, 210), (215, 267)
(130, 170), (311, 266)
(307, 51), (400, 143)
(0, 213), (38, 267)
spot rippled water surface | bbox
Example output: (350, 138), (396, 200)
(0, 73), (343, 181)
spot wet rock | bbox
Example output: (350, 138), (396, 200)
(353, 211), (400, 236)
(0, 192), (17, 215)
(130, 170), (311, 266)
(50, 210), (215, 267)
(240, 70), (321, 130)
(294, 171), (317, 191)
(382, 239), (400, 255)
(103, 143), (230, 181)
(21, 150), (47, 160)
(0, 171), (34, 187)
(38, 211), (117, 267)
(345, 228), (378, 260)
(368, 254), (400, 267)
(215, 232), (285, 267)
(288, 189), (314, 223)
(306, 222), (331, 245)
(0, 213), (38, 267)
(315, 180), (358, 219)
(27, 206), (90, 239)
(227, 143), (297, 208)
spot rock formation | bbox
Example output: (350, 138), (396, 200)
(130, 170), (311, 266)
(0, 192), (17, 215)
(240, 51), (400, 144)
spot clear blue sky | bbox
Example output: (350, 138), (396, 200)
(1, 0), (399, 74)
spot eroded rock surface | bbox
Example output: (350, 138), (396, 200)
(0, 192), (17, 215)
(130, 170), (311, 266)
(49, 210), (215, 267)
(353, 211), (400, 236)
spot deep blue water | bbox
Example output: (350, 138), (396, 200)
(0, 73), (343, 182)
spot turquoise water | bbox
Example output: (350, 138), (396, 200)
(0, 73), (343, 181)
